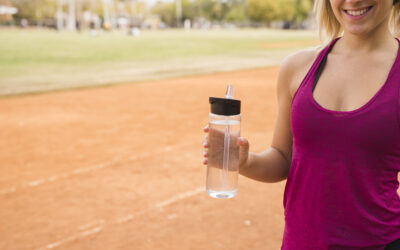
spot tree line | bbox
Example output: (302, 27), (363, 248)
(2, 0), (313, 28)
(153, 0), (313, 28)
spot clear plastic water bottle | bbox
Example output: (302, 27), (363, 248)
(206, 85), (241, 199)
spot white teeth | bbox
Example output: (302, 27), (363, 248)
(346, 7), (369, 16)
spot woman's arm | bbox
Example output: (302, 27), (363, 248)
(202, 48), (318, 183)
(238, 49), (318, 183)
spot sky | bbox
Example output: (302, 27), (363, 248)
(103, 0), (174, 7)
(142, 0), (174, 7)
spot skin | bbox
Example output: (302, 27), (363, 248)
(203, 0), (399, 183)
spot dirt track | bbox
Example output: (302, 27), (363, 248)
(0, 67), (287, 250)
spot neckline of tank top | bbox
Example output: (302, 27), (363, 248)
(309, 36), (400, 116)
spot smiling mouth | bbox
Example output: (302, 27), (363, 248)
(344, 6), (373, 17)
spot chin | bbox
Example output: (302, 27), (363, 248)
(344, 26), (373, 36)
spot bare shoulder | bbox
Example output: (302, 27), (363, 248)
(278, 47), (321, 98)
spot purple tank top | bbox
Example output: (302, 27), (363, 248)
(282, 37), (400, 249)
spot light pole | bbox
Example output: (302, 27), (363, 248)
(176, 0), (182, 27)
(67, 0), (76, 30)
(103, 0), (111, 29)
(130, 0), (136, 24)
(57, 0), (64, 31)
(110, 0), (117, 30)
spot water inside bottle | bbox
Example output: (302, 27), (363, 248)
(206, 119), (240, 199)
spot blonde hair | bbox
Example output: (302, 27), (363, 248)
(314, 0), (400, 44)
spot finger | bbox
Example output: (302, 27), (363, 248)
(202, 145), (208, 156)
(238, 137), (249, 152)
(202, 158), (208, 165)
(203, 125), (209, 133)
(202, 134), (208, 147)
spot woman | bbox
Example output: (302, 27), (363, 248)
(203, 0), (400, 249)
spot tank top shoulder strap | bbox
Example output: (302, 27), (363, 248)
(312, 38), (339, 69)
(293, 37), (341, 101)
(313, 38), (341, 92)
(392, 38), (400, 75)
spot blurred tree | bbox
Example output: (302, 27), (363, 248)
(246, 0), (312, 26)
(225, 6), (245, 22)
(246, 0), (278, 23)
(7, 0), (312, 28)
(224, 0), (246, 22)
(151, 0), (246, 26)
(13, 0), (57, 25)
(151, 0), (193, 27)
(291, 0), (313, 25)
(0, 0), (12, 6)
(191, 0), (213, 21)
(151, 2), (175, 26)
(196, 0), (230, 22)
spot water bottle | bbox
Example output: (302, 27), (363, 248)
(206, 85), (241, 199)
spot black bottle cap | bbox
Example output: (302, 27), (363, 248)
(209, 97), (241, 116)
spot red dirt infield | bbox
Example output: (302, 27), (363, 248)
(1, 66), (287, 250)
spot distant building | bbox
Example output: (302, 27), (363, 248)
(0, 5), (16, 15)
(0, 5), (17, 24)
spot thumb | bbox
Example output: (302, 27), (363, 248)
(238, 137), (249, 154)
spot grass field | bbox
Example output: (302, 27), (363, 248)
(0, 28), (319, 95)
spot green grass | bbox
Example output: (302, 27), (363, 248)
(0, 28), (319, 95)
(0, 29), (318, 76)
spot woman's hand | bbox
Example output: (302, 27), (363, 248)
(202, 124), (250, 171)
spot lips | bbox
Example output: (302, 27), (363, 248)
(344, 6), (373, 17)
